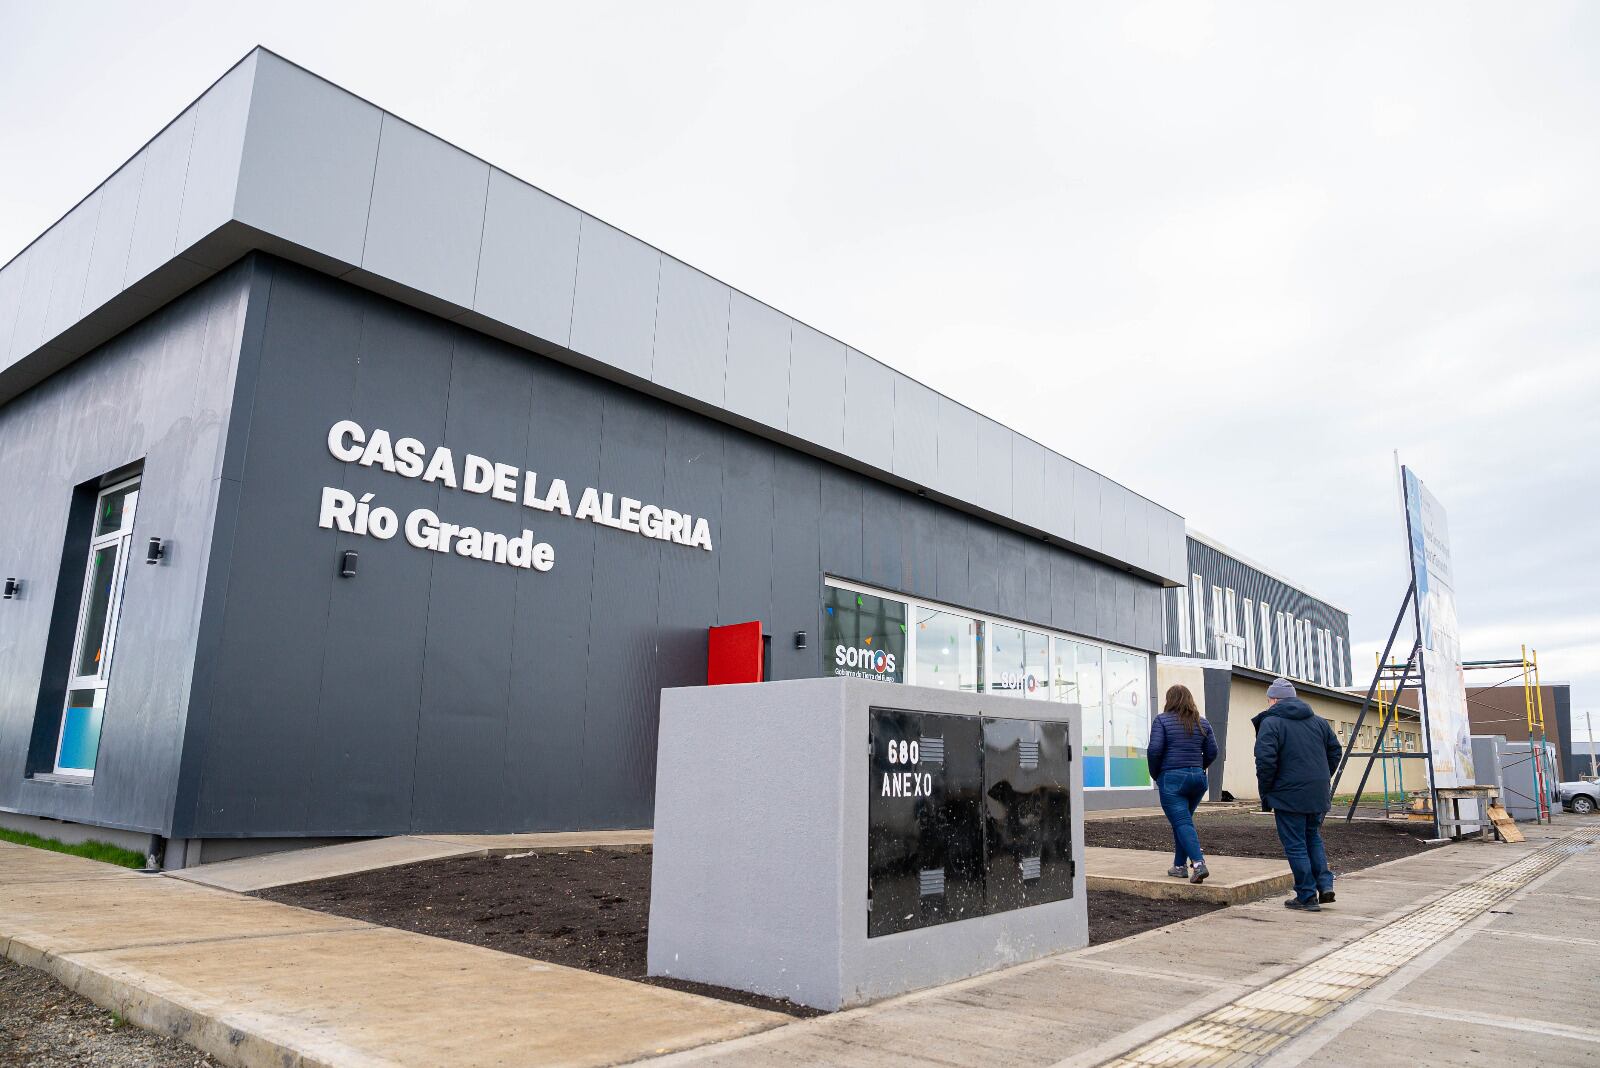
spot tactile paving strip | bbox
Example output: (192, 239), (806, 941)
(1100, 830), (1600, 1067)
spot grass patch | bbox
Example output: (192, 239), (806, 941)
(1333, 792), (1420, 806)
(0, 827), (146, 868)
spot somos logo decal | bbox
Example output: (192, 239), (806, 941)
(835, 643), (897, 676)
(996, 671), (1039, 694)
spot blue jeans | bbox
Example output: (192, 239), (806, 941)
(1158, 767), (1209, 867)
(1274, 810), (1334, 903)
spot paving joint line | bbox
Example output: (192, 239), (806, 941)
(1088, 829), (1600, 1068)
(1368, 1002), (1600, 1043)
(43, 920), (379, 959)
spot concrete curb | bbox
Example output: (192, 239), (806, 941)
(3, 930), (341, 1068)
(168, 829), (654, 893)
(1087, 869), (1295, 905)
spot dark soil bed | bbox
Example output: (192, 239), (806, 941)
(1085, 809), (1441, 871)
(1088, 891), (1223, 944)
(260, 846), (1218, 1015)
(261, 848), (824, 1017)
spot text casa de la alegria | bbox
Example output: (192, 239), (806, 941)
(317, 420), (714, 572)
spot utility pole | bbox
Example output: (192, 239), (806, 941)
(1589, 710), (1598, 781)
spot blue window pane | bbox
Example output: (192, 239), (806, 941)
(58, 690), (104, 772)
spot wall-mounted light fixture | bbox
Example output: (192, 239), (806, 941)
(2, 578), (19, 599)
(794, 629), (808, 650)
(146, 537), (166, 564)
(340, 550), (359, 578)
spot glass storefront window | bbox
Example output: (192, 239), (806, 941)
(824, 587), (906, 683)
(823, 578), (1155, 793)
(990, 623), (1048, 700)
(1105, 649), (1151, 787)
(915, 607), (984, 692)
(1054, 639), (1106, 787)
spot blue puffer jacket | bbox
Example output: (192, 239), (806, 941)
(1147, 712), (1218, 779)
(1252, 698), (1341, 813)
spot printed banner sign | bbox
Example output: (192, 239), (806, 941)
(1401, 466), (1474, 788)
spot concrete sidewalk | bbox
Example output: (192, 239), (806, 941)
(0, 840), (778, 1068)
(168, 829), (653, 892)
(5, 819), (1596, 1067)
(658, 817), (1600, 1067)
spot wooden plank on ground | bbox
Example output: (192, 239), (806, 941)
(1487, 804), (1524, 843)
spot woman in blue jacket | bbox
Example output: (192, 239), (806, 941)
(1148, 685), (1219, 884)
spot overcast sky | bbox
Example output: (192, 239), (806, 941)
(3, 2), (1595, 716)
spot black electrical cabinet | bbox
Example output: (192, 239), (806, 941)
(868, 706), (1074, 938)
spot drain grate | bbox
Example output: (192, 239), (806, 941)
(1100, 831), (1600, 1067)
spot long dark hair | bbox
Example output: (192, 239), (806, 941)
(1164, 684), (1202, 735)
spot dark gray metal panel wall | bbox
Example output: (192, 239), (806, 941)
(0, 265), (252, 834)
(1167, 539), (1352, 683)
(1203, 665), (1233, 801)
(307, 310), (452, 832)
(1554, 687), (1579, 780)
(176, 260), (1166, 836)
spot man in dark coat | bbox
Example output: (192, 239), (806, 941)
(1254, 678), (1342, 911)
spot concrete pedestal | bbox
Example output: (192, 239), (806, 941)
(647, 677), (1085, 1011)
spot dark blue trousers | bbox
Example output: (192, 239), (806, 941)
(1274, 809), (1334, 903)
(1158, 767), (1209, 867)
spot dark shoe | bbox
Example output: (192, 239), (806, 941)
(1318, 890), (1335, 904)
(1167, 865), (1188, 878)
(1190, 862), (1210, 885)
(1284, 897), (1322, 912)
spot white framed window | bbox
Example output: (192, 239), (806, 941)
(1335, 635), (1346, 686)
(1211, 585), (1225, 658)
(1224, 588), (1239, 663)
(1277, 612), (1290, 677)
(1259, 603), (1274, 671)
(55, 477), (141, 777)
(1191, 574), (1205, 654)
(1174, 587), (1191, 654)
(823, 575), (1153, 791)
(1242, 599), (1256, 668)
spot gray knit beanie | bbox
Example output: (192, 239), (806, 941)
(1267, 677), (1296, 700)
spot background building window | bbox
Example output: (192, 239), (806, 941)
(1191, 575), (1206, 654)
(1259, 603), (1274, 671)
(1175, 588), (1191, 653)
(1211, 585), (1225, 659)
(1224, 588), (1239, 663)
(1242, 599), (1256, 668)
(1277, 612), (1290, 676)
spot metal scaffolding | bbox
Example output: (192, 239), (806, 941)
(1333, 581), (1435, 835)
(1460, 646), (1552, 824)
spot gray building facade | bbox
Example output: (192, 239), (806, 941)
(0, 50), (1190, 856)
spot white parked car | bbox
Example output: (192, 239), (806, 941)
(1559, 781), (1600, 815)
